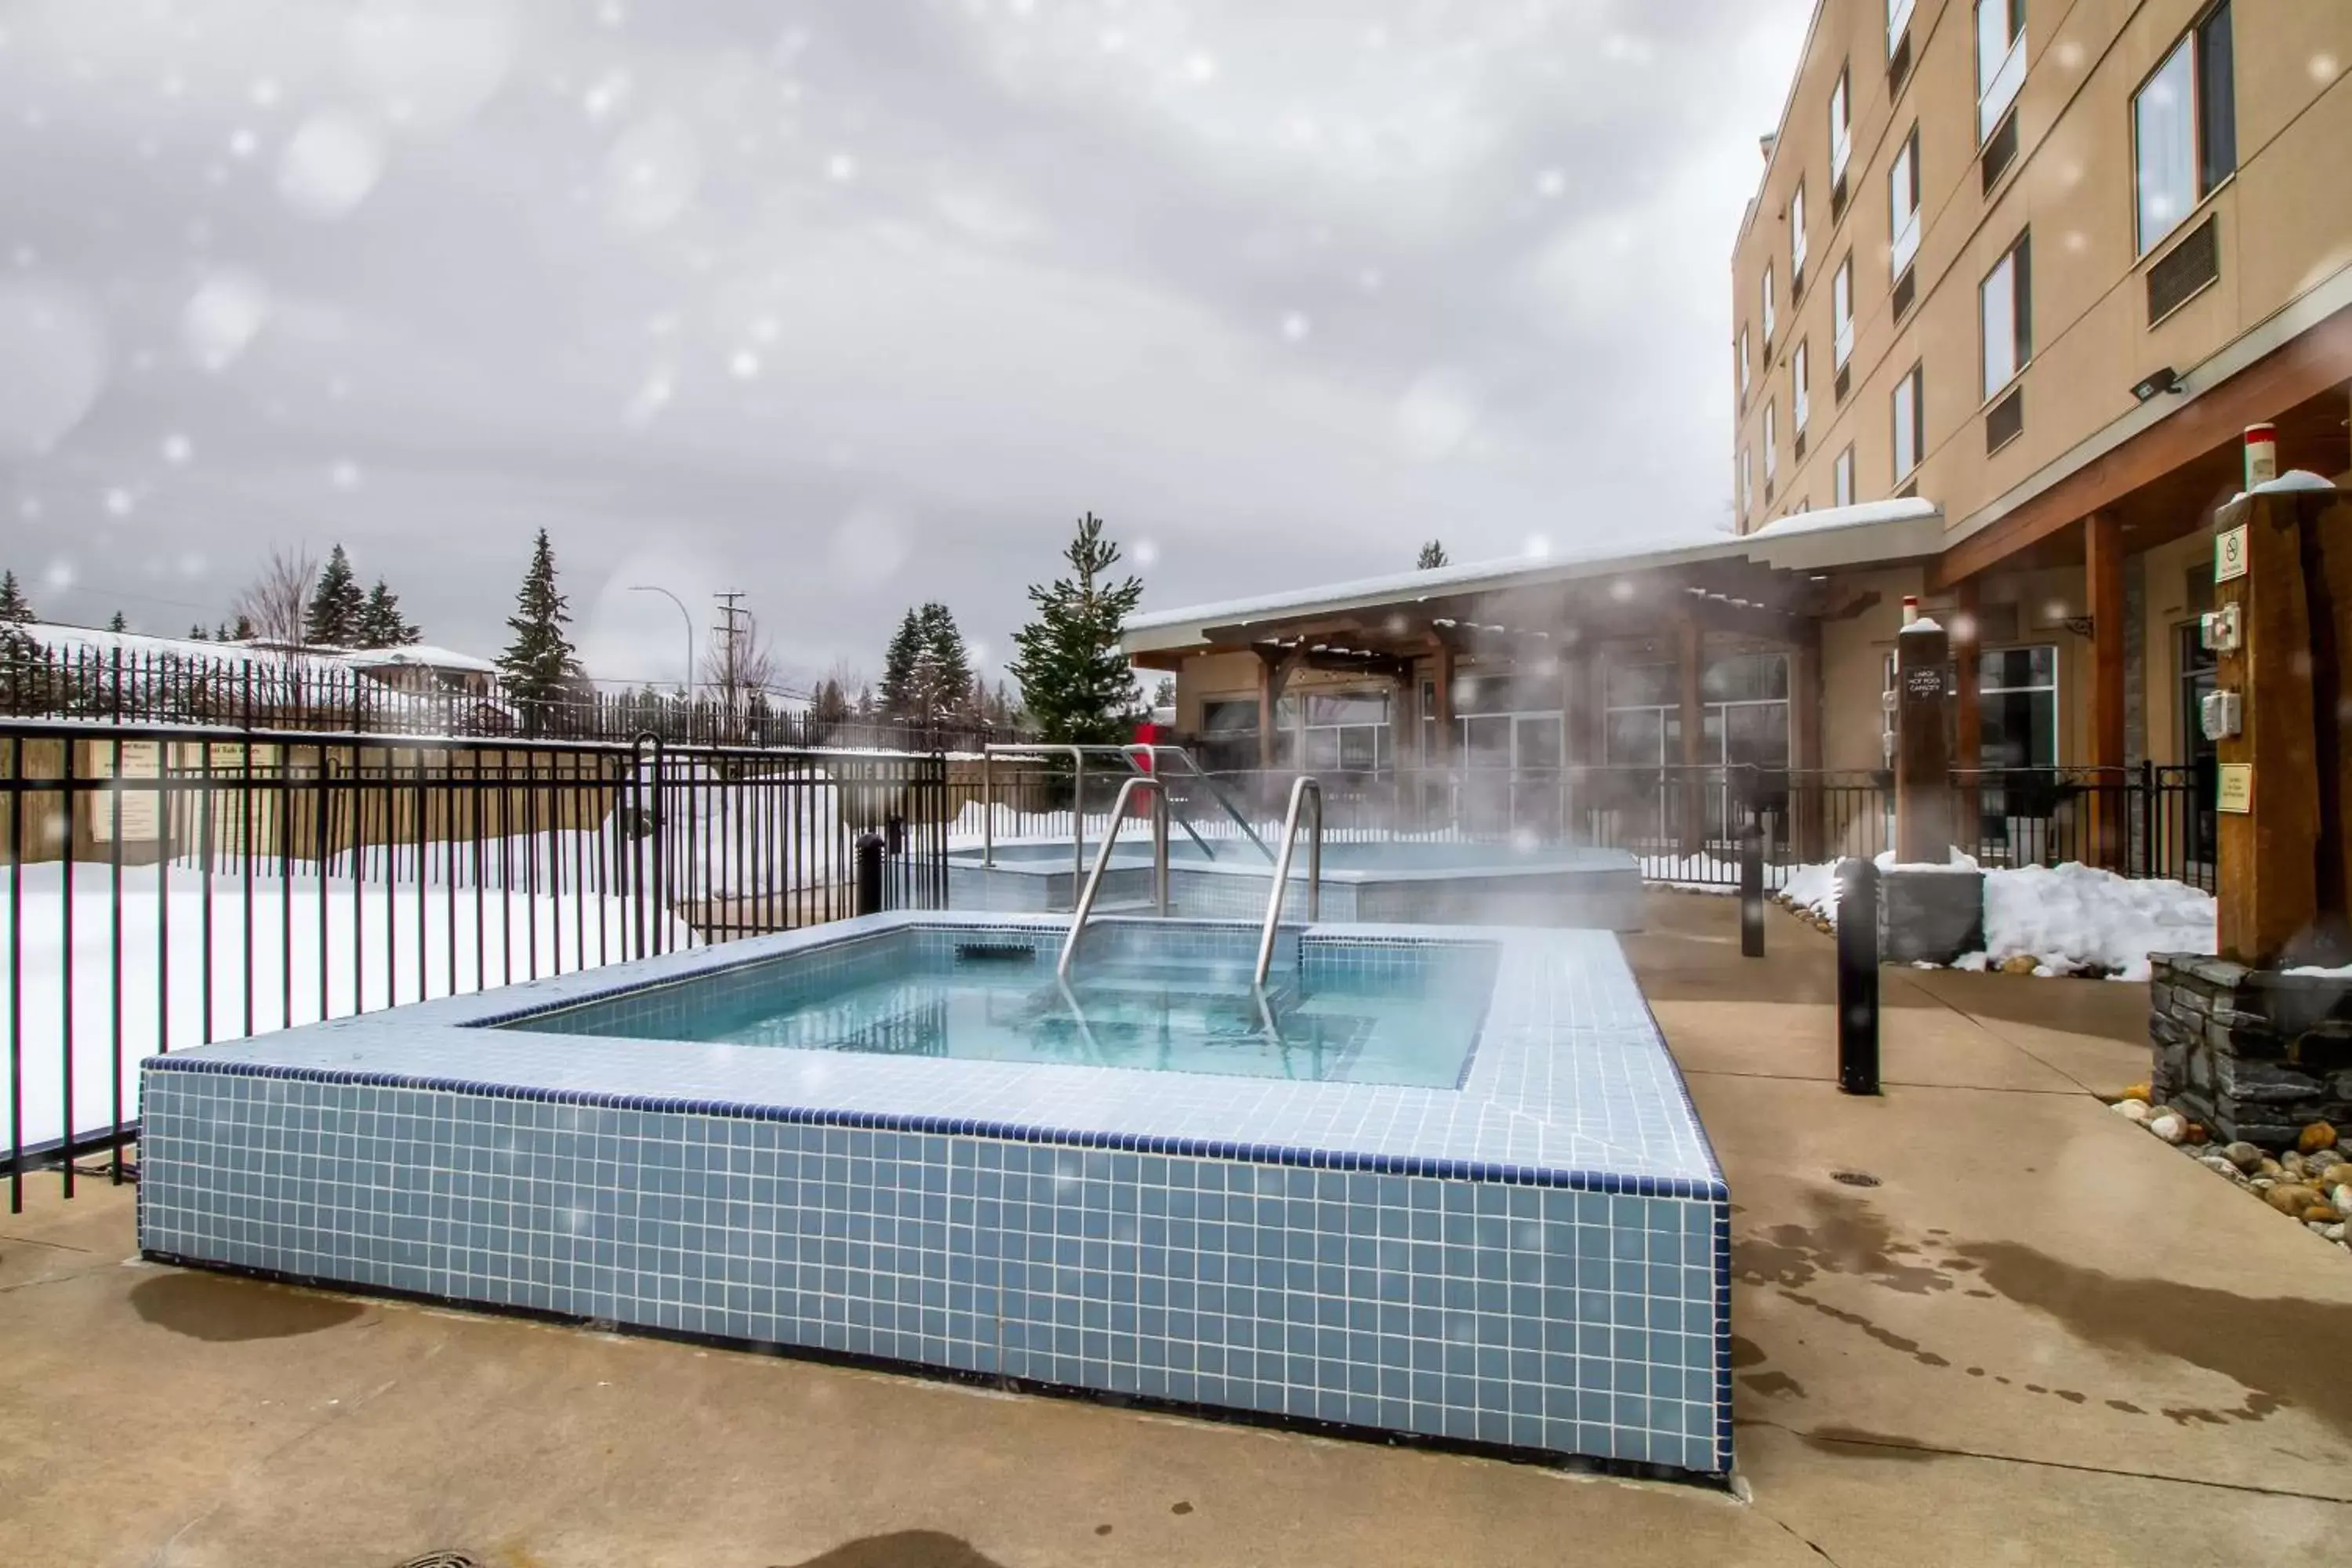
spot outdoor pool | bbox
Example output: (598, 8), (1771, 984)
(137, 911), (1732, 1479)
(947, 838), (1643, 929)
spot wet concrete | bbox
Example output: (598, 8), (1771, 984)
(777, 1534), (1010, 1568)
(129, 1272), (366, 1341)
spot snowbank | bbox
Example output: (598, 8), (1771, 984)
(1773, 853), (2214, 981)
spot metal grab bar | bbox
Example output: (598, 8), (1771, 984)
(1057, 775), (1171, 981)
(1253, 777), (1323, 986)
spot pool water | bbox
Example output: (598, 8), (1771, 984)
(511, 941), (1497, 1088)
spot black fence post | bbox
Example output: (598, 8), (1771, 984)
(855, 831), (885, 917)
(1739, 818), (1765, 957)
(1836, 856), (1880, 1094)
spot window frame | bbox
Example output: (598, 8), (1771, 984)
(1976, 0), (2027, 144)
(1739, 326), (1751, 397)
(1831, 255), (1854, 368)
(1830, 64), (1853, 183)
(1792, 339), (1810, 434)
(2132, 1), (2237, 257)
(1762, 261), (1777, 346)
(1979, 230), (2032, 400)
(1740, 446), (1754, 517)
(1889, 126), (1922, 278)
(1791, 180), (1808, 285)
(1891, 361), (1924, 480)
(1763, 398), (1778, 481)
(1834, 445), (1857, 508)
(1888, 0), (1916, 59)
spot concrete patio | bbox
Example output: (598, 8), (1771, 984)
(3, 893), (2347, 1566)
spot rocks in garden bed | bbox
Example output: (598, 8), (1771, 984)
(2106, 1098), (2352, 1257)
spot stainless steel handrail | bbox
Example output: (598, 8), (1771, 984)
(1120, 744), (1274, 863)
(1252, 776), (1323, 986)
(1057, 775), (1171, 981)
(982, 742), (1269, 876)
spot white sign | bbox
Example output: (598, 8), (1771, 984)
(2215, 524), (2249, 584)
(92, 739), (162, 843)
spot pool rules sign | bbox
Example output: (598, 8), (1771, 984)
(91, 739), (162, 843)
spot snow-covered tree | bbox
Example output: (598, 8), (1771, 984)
(0, 570), (34, 626)
(496, 529), (581, 735)
(303, 544), (365, 646)
(107, 611), (127, 633)
(1008, 512), (1145, 746)
(1417, 539), (1450, 569)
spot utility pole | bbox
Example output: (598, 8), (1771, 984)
(713, 590), (747, 703)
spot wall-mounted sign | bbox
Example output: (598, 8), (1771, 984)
(2216, 762), (2253, 815)
(91, 739), (162, 843)
(2214, 524), (2249, 584)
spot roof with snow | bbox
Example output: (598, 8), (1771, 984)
(18, 622), (496, 676)
(1121, 498), (1944, 653)
(339, 643), (499, 674)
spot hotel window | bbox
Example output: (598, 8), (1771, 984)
(1791, 181), (1808, 290)
(1739, 326), (1751, 398)
(1892, 362), (1923, 480)
(1829, 64), (1853, 185)
(1740, 446), (1753, 516)
(2135, 2), (2234, 256)
(1888, 0), (1915, 58)
(1831, 255), (1853, 368)
(1889, 126), (1921, 279)
(1834, 445), (1857, 507)
(1792, 339), (1809, 434)
(1763, 400), (1777, 481)
(1296, 691), (1390, 774)
(1976, 0), (2026, 143)
(1762, 262), (1776, 347)
(1980, 231), (2031, 396)
(1197, 699), (1263, 773)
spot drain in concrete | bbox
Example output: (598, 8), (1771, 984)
(397, 1554), (480, 1568)
(1829, 1171), (1882, 1188)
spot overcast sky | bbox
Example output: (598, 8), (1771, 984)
(0, 0), (1809, 695)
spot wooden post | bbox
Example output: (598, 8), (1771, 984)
(1895, 616), (1954, 862)
(1678, 611), (1704, 854)
(2212, 485), (2352, 967)
(2086, 511), (2128, 869)
(1952, 576), (1982, 851)
(1255, 652), (1277, 771)
(1790, 627), (1826, 862)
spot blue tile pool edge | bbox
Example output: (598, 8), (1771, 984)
(131, 1241), (1734, 1489)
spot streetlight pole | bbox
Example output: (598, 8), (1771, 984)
(629, 585), (695, 704)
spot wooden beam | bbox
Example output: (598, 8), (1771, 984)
(1932, 302), (2352, 588)
(2085, 512), (2128, 869)
(1253, 644), (1305, 769)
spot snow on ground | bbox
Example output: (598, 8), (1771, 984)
(2, 859), (694, 1151)
(1771, 851), (2214, 981)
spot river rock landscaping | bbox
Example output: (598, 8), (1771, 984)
(2107, 1091), (2352, 1255)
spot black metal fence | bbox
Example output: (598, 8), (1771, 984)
(971, 760), (2216, 892)
(1, 641), (1024, 754)
(2, 719), (948, 1211)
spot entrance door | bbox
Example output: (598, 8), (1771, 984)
(2177, 624), (2218, 876)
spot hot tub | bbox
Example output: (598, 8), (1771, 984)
(947, 839), (1644, 929)
(137, 912), (1730, 1479)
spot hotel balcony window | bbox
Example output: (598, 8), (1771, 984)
(1792, 340), (1809, 436)
(1976, 0), (2026, 143)
(1888, 0), (1915, 59)
(1762, 263), (1776, 348)
(1740, 447), (1753, 517)
(1763, 401), (1777, 481)
(1981, 232), (2032, 397)
(2135, 1), (2236, 256)
(1829, 64), (1853, 187)
(1739, 326), (1751, 400)
(1889, 126), (1922, 280)
(1892, 363), (1923, 481)
(1791, 181), (1808, 292)
(1832, 256), (1854, 368)
(1834, 445), (1857, 508)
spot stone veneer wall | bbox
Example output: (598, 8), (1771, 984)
(2149, 954), (2352, 1145)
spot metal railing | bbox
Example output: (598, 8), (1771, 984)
(1254, 778), (1323, 986)
(1057, 775), (1170, 981)
(2, 717), (949, 1211)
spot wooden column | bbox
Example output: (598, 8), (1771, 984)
(1952, 576), (1982, 849)
(1255, 652), (1277, 770)
(1678, 611), (1705, 854)
(1789, 626), (1824, 861)
(2086, 511), (2128, 869)
(2213, 485), (2352, 966)
(1894, 619), (1954, 862)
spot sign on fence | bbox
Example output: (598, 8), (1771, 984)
(90, 739), (162, 843)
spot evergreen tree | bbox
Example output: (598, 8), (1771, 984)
(1150, 675), (1176, 711)
(230, 614), (255, 641)
(1417, 539), (1449, 569)
(1008, 513), (1145, 746)
(303, 543), (366, 645)
(916, 602), (973, 723)
(355, 578), (420, 648)
(878, 608), (925, 721)
(0, 570), (34, 625)
(216, 621), (233, 641)
(495, 528), (581, 735)
(855, 684), (876, 720)
(107, 611), (128, 633)
(188, 623), (209, 640)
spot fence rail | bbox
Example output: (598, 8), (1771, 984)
(2, 718), (947, 1210)
(2, 641), (1025, 753)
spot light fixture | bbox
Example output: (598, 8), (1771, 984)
(2130, 365), (2184, 401)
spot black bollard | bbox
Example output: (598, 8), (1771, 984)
(1739, 818), (1766, 958)
(1835, 857), (1881, 1094)
(855, 830), (886, 917)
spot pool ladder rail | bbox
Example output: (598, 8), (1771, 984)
(1056, 773), (1324, 990)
